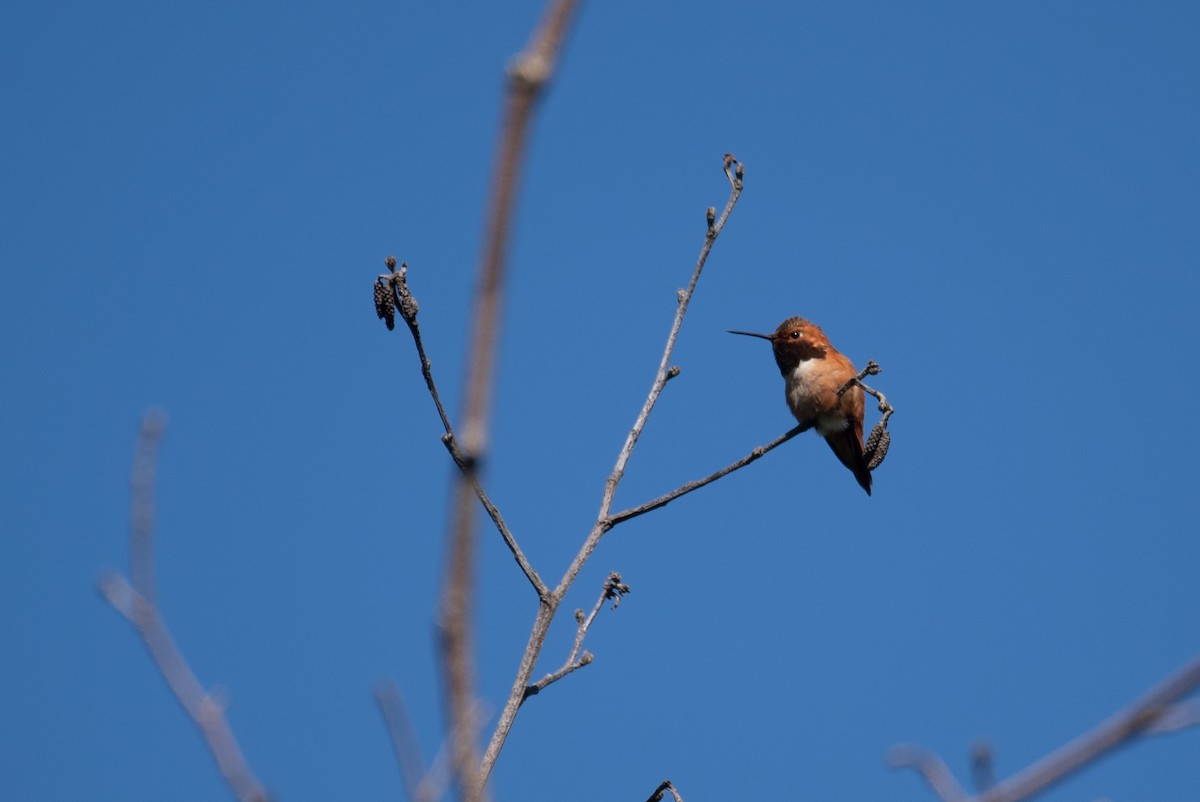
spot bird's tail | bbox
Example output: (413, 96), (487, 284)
(824, 428), (873, 496)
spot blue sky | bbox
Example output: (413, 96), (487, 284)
(3, 2), (1200, 800)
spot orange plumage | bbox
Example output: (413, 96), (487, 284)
(729, 316), (872, 495)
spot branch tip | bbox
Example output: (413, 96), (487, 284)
(375, 257), (418, 329)
(604, 571), (631, 608)
(646, 779), (685, 802)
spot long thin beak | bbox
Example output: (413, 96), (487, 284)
(727, 329), (773, 340)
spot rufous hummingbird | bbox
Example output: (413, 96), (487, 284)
(729, 316), (873, 495)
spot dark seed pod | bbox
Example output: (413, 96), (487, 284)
(397, 287), (419, 322)
(374, 278), (396, 330)
(864, 422), (883, 457)
(866, 427), (890, 471)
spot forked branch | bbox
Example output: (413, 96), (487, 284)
(598, 154), (745, 522)
(890, 653), (1200, 802)
(607, 423), (810, 527)
(477, 155), (744, 790)
(525, 572), (631, 699)
(645, 779), (686, 802)
(100, 411), (269, 802)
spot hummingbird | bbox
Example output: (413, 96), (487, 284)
(729, 316), (873, 495)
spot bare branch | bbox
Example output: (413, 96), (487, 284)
(607, 423), (809, 527)
(836, 359), (882, 396)
(101, 412), (269, 802)
(1143, 699), (1200, 734)
(478, 155), (744, 787)
(645, 779), (686, 802)
(525, 572), (630, 698)
(970, 739), (996, 793)
(382, 258), (454, 438)
(443, 2), (581, 800)
(440, 393), (482, 802)
(441, 433), (548, 597)
(893, 654), (1200, 802)
(381, 259), (547, 597)
(558, 155), (745, 605)
(597, 154), (744, 525)
(975, 654), (1200, 802)
(129, 407), (166, 604)
(887, 744), (971, 802)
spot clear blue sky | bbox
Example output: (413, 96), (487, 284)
(3, 2), (1199, 800)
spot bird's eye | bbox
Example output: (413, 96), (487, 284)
(790, 330), (801, 339)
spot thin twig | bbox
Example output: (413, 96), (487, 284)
(607, 423), (809, 527)
(561, 155), (744, 607)
(385, 259), (455, 437)
(100, 412), (269, 802)
(441, 433), (548, 596)
(445, 2), (580, 800)
(383, 259), (546, 597)
(478, 155), (744, 788)
(891, 654), (1200, 802)
(836, 359), (893, 470)
(598, 154), (744, 524)
(837, 360), (892, 422)
(525, 572), (630, 698)
(645, 779), (686, 802)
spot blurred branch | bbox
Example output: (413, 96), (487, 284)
(1144, 699), (1200, 734)
(525, 572), (630, 699)
(377, 15), (754, 798)
(99, 411), (269, 802)
(887, 744), (970, 802)
(891, 654), (1200, 802)
(374, 680), (440, 802)
(970, 740), (995, 794)
(440, 1), (582, 800)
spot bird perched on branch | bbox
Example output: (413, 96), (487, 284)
(729, 316), (872, 495)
